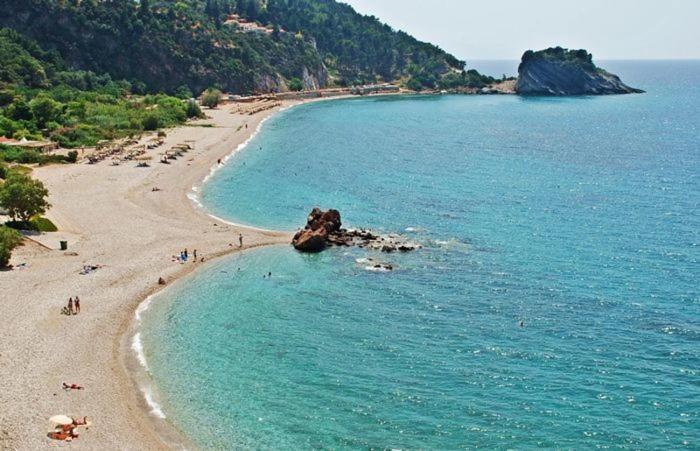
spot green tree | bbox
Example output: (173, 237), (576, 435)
(174, 85), (194, 99)
(6, 98), (32, 121)
(288, 77), (304, 91)
(0, 116), (20, 138)
(0, 90), (14, 107)
(201, 88), (222, 108)
(29, 95), (62, 128)
(0, 225), (23, 267)
(0, 171), (51, 222)
(139, 0), (150, 18)
(406, 77), (423, 91)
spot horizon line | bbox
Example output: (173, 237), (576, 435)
(467, 57), (700, 61)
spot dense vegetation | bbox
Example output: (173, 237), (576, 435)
(0, 28), (202, 147)
(255, 0), (465, 85)
(0, 0), (493, 94)
(519, 47), (597, 73)
(0, 0), (498, 149)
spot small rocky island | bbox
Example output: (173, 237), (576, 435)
(515, 47), (644, 96)
(292, 208), (420, 254)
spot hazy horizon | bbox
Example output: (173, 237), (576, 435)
(342, 0), (699, 61)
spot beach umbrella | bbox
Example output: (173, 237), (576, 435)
(49, 415), (73, 426)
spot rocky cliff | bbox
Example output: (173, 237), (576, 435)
(515, 47), (643, 96)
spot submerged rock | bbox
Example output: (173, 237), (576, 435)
(515, 47), (644, 96)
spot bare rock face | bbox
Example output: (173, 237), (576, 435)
(516, 47), (644, 96)
(292, 208), (421, 254)
(292, 227), (329, 253)
(292, 208), (340, 253)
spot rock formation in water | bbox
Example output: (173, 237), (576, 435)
(515, 47), (644, 96)
(292, 208), (342, 253)
(292, 208), (421, 254)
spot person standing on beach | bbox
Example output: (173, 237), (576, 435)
(239, 234), (243, 248)
(193, 249), (197, 261)
(67, 297), (74, 315)
(75, 296), (81, 314)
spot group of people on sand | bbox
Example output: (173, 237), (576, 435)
(177, 248), (202, 263)
(175, 248), (206, 264)
(179, 248), (190, 262)
(48, 416), (89, 442)
(63, 296), (81, 315)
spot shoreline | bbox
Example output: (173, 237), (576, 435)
(0, 97), (312, 449)
(124, 97), (335, 447)
(124, 93), (371, 448)
(121, 243), (290, 450)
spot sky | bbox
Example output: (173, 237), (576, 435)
(342, 0), (699, 61)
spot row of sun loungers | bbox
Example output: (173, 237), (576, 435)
(87, 138), (164, 164)
(235, 100), (281, 116)
(159, 143), (193, 164)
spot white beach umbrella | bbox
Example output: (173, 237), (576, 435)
(49, 415), (73, 426)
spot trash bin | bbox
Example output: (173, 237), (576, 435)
(60, 241), (68, 251)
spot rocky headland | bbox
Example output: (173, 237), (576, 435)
(292, 208), (421, 254)
(515, 47), (644, 96)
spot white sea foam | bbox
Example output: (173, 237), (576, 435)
(132, 332), (150, 372)
(365, 266), (391, 272)
(134, 293), (155, 323)
(132, 332), (168, 418)
(141, 385), (167, 419)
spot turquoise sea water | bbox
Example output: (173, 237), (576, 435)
(140, 61), (699, 449)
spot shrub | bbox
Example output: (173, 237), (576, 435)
(5, 216), (57, 232)
(0, 225), (23, 267)
(51, 124), (103, 148)
(186, 100), (203, 118)
(201, 88), (222, 109)
(142, 114), (160, 131)
(0, 147), (76, 165)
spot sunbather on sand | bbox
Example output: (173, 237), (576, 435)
(73, 416), (89, 426)
(62, 382), (84, 390)
(49, 425), (79, 441)
(48, 430), (71, 441)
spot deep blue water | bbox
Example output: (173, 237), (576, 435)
(140, 61), (699, 449)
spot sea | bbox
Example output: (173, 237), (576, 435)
(137, 61), (699, 449)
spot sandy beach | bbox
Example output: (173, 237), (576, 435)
(0, 100), (300, 449)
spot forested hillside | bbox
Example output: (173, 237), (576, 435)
(0, 28), (201, 149)
(0, 0), (497, 150)
(0, 0), (493, 94)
